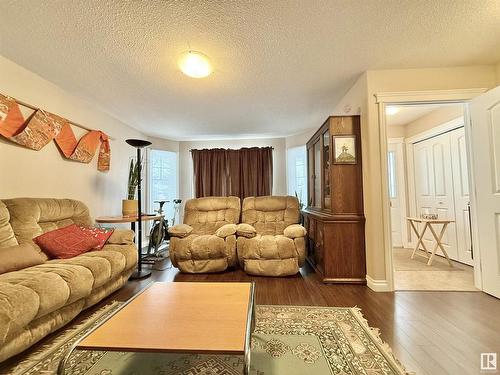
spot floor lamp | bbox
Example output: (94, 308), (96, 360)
(126, 138), (152, 280)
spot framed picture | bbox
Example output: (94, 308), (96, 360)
(333, 135), (357, 164)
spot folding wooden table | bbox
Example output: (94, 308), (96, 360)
(407, 217), (455, 266)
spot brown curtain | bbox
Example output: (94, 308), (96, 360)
(192, 148), (229, 197)
(191, 147), (273, 199)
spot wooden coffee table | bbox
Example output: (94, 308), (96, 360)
(58, 282), (255, 374)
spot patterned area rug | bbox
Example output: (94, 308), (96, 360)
(3, 303), (410, 375)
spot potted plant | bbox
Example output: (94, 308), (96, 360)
(295, 190), (305, 225)
(122, 157), (141, 216)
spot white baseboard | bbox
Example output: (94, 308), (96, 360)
(366, 275), (393, 292)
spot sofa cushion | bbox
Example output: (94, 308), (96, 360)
(0, 265), (92, 319)
(107, 229), (135, 245)
(0, 243), (45, 274)
(283, 224), (307, 239)
(215, 223), (237, 238)
(34, 224), (99, 259)
(81, 249), (127, 279)
(0, 201), (18, 248)
(241, 196), (300, 235)
(2, 198), (92, 250)
(174, 234), (226, 261)
(236, 223), (257, 238)
(243, 258), (299, 276)
(100, 243), (137, 271)
(48, 256), (111, 289)
(168, 224), (193, 238)
(238, 234), (297, 260)
(0, 282), (40, 346)
(184, 196), (241, 235)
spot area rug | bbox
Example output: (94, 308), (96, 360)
(3, 303), (410, 375)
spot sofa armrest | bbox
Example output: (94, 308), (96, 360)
(107, 229), (135, 244)
(236, 223), (257, 238)
(283, 224), (307, 239)
(168, 224), (193, 238)
(215, 224), (237, 238)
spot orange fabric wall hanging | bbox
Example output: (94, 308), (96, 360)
(0, 94), (110, 171)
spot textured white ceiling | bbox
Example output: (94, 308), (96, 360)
(0, 1), (499, 140)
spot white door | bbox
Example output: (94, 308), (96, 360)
(469, 86), (500, 298)
(450, 128), (473, 265)
(413, 133), (458, 260)
(388, 143), (403, 247)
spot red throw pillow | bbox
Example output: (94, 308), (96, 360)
(79, 226), (114, 250)
(34, 224), (99, 259)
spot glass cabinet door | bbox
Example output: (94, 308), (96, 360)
(323, 130), (331, 209)
(313, 139), (322, 208)
(308, 146), (314, 207)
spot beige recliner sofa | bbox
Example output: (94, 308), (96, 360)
(168, 196), (240, 273)
(236, 196), (306, 276)
(0, 198), (137, 363)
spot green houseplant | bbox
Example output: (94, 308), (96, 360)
(122, 157), (141, 216)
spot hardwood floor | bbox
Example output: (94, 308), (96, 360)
(3, 261), (500, 375)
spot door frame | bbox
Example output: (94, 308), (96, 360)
(405, 116), (465, 249)
(387, 138), (410, 248)
(375, 88), (488, 291)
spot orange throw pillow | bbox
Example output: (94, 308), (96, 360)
(34, 224), (99, 259)
(78, 225), (114, 250)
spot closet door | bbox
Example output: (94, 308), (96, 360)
(413, 133), (458, 260)
(450, 128), (473, 265)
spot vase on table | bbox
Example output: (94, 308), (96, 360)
(122, 199), (138, 216)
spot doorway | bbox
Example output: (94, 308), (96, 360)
(385, 103), (478, 291)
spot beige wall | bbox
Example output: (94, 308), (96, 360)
(387, 126), (406, 138)
(285, 128), (316, 149)
(343, 65), (497, 285)
(387, 105), (464, 139)
(0, 55), (146, 218)
(148, 136), (179, 153)
(178, 137), (287, 210)
(496, 61), (500, 85)
(405, 105), (463, 138)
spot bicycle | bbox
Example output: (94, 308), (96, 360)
(147, 199), (182, 257)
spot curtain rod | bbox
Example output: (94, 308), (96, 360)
(6, 95), (115, 141)
(190, 146), (275, 152)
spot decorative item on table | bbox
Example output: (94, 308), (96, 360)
(333, 135), (357, 164)
(122, 157), (142, 216)
(421, 213), (438, 220)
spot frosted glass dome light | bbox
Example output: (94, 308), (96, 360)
(178, 51), (212, 78)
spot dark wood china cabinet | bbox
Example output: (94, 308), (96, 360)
(302, 115), (366, 283)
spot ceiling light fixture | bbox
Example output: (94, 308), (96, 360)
(178, 50), (212, 78)
(385, 106), (400, 116)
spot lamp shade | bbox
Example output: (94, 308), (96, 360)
(126, 139), (152, 148)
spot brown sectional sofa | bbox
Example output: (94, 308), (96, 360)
(169, 195), (306, 276)
(0, 198), (137, 363)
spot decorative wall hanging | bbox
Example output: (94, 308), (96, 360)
(0, 93), (111, 171)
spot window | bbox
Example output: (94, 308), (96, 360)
(387, 151), (397, 199)
(287, 146), (307, 207)
(148, 149), (178, 222)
